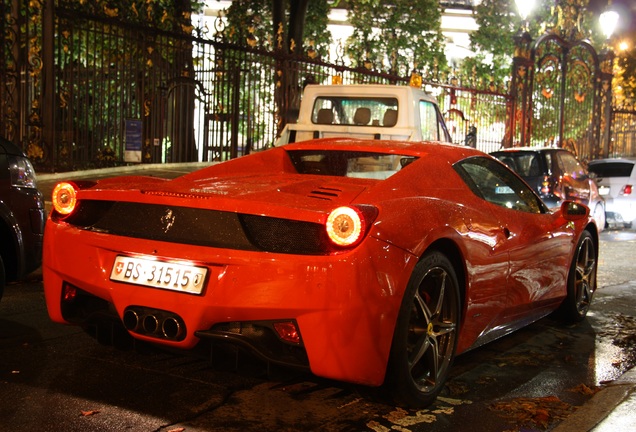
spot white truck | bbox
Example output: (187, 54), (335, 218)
(275, 84), (453, 146)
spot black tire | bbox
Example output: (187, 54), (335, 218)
(386, 251), (461, 408)
(0, 254), (5, 302)
(557, 230), (597, 322)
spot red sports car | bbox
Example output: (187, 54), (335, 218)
(43, 138), (598, 408)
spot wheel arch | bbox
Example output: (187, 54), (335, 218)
(584, 221), (600, 255)
(422, 238), (467, 324)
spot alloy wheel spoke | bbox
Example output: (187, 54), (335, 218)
(409, 334), (433, 374)
(407, 268), (452, 385)
(575, 238), (596, 310)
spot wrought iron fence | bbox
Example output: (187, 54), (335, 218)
(1, 2), (512, 172)
(610, 106), (636, 158)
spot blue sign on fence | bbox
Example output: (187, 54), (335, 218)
(125, 119), (142, 162)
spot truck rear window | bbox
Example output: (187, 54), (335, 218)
(287, 150), (416, 180)
(311, 97), (398, 127)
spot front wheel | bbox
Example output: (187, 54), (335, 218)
(386, 251), (461, 408)
(557, 230), (597, 322)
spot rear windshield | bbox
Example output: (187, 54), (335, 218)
(588, 162), (635, 177)
(287, 150), (416, 180)
(492, 152), (544, 177)
(311, 97), (398, 127)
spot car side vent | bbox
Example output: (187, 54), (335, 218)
(308, 186), (342, 200)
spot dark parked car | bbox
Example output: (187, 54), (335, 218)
(491, 147), (606, 230)
(0, 137), (45, 300)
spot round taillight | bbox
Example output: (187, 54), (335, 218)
(52, 182), (78, 215)
(326, 206), (364, 247)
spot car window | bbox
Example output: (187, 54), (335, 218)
(454, 156), (544, 214)
(311, 97), (398, 127)
(588, 162), (635, 177)
(420, 100), (440, 141)
(558, 152), (586, 179)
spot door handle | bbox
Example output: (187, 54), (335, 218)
(503, 227), (511, 238)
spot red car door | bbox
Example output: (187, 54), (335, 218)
(494, 204), (573, 318)
(455, 156), (573, 326)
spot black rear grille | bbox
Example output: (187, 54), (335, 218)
(56, 200), (332, 255)
(241, 214), (330, 254)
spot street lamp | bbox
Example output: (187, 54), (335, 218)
(599, 3), (619, 158)
(599, 8), (619, 40)
(514, 0), (535, 30)
(511, 0), (535, 147)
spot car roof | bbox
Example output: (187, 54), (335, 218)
(0, 136), (25, 157)
(302, 84), (438, 103)
(491, 147), (565, 154)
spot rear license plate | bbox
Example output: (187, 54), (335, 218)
(598, 186), (610, 196)
(110, 255), (207, 294)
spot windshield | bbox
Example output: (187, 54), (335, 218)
(311, 97), (398, 127)
(287, 150), (416, 180)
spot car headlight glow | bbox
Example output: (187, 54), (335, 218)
(326, 206), (364, 247)
(9, 156), (37, 189)
(52, 182), (78, 215)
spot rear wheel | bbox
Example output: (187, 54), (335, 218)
(557, 230), (597, 322)
(386, 251), (460, 408)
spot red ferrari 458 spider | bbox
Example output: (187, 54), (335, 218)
(43, 138), (599, 408)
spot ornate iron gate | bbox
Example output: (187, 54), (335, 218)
(610, 105), (636, 157)
(509, 1), (614, 163)
(529, 35), (602, 162)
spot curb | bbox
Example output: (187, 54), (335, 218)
(553, 367), (636, 431)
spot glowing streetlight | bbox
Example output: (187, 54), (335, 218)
(514, 0), (535, 22)
(599, 8), (619, 40)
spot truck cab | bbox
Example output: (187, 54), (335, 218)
(276, 84), (453, 146)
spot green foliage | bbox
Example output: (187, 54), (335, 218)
(616, 30), (636, 101)
(466, 0), (612, 88)
(57, 0), (205, 30)
(345, 0), (447, 76)
(55, 0), (204, 164)
(463, 0), (543, 86)
(223, 0), (332, 57)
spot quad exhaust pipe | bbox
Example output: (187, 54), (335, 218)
(123, 307), (185, 341)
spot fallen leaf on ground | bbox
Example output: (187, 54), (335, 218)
(490, 396), (574, 429)
(80, 410), (100, 417)
(569, 383), (601, 396)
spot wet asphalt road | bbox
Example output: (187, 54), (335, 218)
(1, 167), (635, 431)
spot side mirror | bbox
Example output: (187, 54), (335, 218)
(561, 200), (589, 221)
